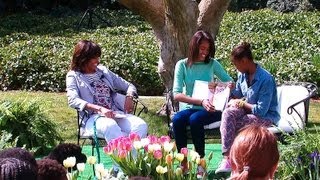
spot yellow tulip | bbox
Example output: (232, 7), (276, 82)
(175, 153), (184, 162)
(200, 158), (207, 168)
(87, 156), (97, 165)
(175, 167), (183, 176)
(196, 157), (201, 164)
(63, 157), (76, 168)
(76, 163), (85, 172)
(163, 142), (174, 152)
(95, 163), (104, 174)
(133, 141), (142, 150)
(165, 154), (173, 164)
(156, 165), (162, 174)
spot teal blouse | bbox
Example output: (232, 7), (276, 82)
(173, 58), (233, 110)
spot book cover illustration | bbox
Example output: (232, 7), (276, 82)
(192, 80), (230, 111)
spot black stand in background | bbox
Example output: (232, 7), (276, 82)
(77, 0), (112, 29)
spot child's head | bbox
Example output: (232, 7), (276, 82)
(0, 158), (37, 180)
(229, 124), (279, 180)
(0, 147), (37, 169)
(37, 159), (67, 180)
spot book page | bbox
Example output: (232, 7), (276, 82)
(209, 82), (230, 111)
(192, 80), (230, 111)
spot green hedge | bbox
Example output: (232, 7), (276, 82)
(0, 9), (163, 95)
(216, 9), (320, 89)
(0, 9), (319, 95)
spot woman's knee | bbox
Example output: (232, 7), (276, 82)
(127, 116), (148, 137)
(172, 114), (185, 126)
(135, 119), (148, 131)
(137, 122), (148, 138)
(223, 107), (239, 115)
(97, 118), (121, 133)
(222, 107), (241, 120)
(189, 110), (213, 125)
(189, 114), (203, 126)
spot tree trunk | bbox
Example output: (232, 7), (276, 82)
(117, 0), (231, 114)
(118, 0), (231, 91)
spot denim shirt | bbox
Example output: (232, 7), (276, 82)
(231, 64), (280, 124)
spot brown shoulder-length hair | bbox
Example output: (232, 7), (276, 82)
(229, 124), (279, 180)
(231, 41), (253, 62)
(187, 30), (216, 66)
(70, 40), (101, 72)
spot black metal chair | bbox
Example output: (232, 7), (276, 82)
(76, 94), (148, 163)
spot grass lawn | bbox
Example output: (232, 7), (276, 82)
(0, 91), (168, 143)
(1, 91), (319, 179)
(1, 90), (320, 143)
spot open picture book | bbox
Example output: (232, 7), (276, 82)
(191, 80), (231, 111)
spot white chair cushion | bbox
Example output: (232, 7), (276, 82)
(204, 121), (221, 129)
(268, 85), (309, 134)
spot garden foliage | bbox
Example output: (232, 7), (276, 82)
(276, 128), (320, 179)
(216, 10), (320, 89)
(0, 9), (319, 95)
(0, 100), (62, 155)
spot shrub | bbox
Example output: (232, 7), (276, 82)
(0, 100), (62, 155)
(267, 0), (316, 12)
(216, 10), (320, 93)
(0, 9), (163, 95)
(229, 0), (268, 12)
(276, 128), (320, 179)
(0, 130), (18, 150)
(0, 9), (319, 95)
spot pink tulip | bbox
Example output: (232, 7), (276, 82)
(103, 145), (113, 155)
(108, 140), (116, 150)
(144, 145), (148, 152)
(159, 136), (171, 145)
(113, 139), (120, 149)
(153, 150), (162, 160)
(125, 141), (132, 151)
(129, 132), (141, 142)
(118, 149), (127, 159)
(118, 138), (130, 150)
(147, 135), (158, 144)
(181, 147), (188, 157)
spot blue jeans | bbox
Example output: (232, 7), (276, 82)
(172, 109), (222, 158)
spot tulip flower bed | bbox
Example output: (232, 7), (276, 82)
(103, 133), (214, 179)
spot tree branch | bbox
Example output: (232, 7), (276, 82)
(198, 0), (231, 38)
(118, 0), (165, 39)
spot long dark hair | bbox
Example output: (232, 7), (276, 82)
(187, 30), (215, 66)
(70, 40), (101, 72)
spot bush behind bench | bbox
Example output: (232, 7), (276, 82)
(0, 9), (319, 95)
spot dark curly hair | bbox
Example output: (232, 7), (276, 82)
(0, 158), (37, 180)
(231, 41), (253, 62)
(46, 143), (87, 170)
(0, 147), (37, 169)
(37, 159), (67, 180)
